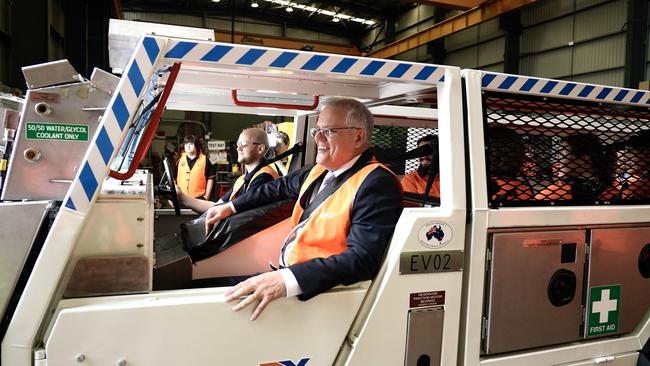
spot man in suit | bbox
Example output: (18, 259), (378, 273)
(204, 98), (403, 320)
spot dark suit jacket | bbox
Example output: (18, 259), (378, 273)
(231, 150), (403, 300)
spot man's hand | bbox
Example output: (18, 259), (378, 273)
(204, 204), (234, 234)
(225, 271), (287, 321)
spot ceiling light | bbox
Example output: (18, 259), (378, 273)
(286, 6), (293, 12)
(211, 0), (220, 2)
(251, 1), (259, 7)
(332, 16), (340, 22)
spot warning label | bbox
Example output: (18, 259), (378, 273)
(26, 122), (89, 142)
(409, 291), (445, 308)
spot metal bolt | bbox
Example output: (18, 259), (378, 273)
(117, 359), (127, 366)
(24, 148), (42, 162)
(137, 217), (144, 222)
(75, 354), (86, 362)
(137, 243), (144, 248)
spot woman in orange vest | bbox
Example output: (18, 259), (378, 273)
(175, 135), (214, 200)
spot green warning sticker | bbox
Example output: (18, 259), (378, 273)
(587, 284), (621, 337)
(26, 122), (89, 141)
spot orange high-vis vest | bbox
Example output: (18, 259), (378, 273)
(535, 181), (572, 201)
(401, 171), (440, 197)
(286, 162), (393, 265)
(176, 152), (208, 198)
(599, 175), (650, 200)
(229, 165), (279, 201)
(491, 177), (533, 201)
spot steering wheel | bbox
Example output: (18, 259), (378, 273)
(161, 157), (181, 216)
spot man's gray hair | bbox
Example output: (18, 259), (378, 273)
(322, 98), (374, 140)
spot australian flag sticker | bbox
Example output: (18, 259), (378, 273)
(418, 221), (453, 249)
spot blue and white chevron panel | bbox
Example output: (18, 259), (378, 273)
(63, 36), (167, 214)
(481, 71), (650, 107)
(162, 39), (449, 83)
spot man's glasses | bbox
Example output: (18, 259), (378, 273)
(309, 127), (361, 139)
(236, 141), (262, 148)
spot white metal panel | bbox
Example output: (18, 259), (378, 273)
(520, 48), (572, 79)
(46, 287), (366, 366)
(574, 0), (626, 42)
(521, 0), (575, 27)
(573, 35), (625, 75)
(478, 37), (504, 67)
(520, 17), (573, 54)
(572, 68), (624, 87)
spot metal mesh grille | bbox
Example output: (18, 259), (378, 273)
(484, 93), (650, 207)
(371, 125), (438, 175)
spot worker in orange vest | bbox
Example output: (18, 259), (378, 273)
(178, 128), (279, 213)
(600, 131), (650, 202)
(486, 126), (533, 205)
(175, 135), (214, 200)
(400, 135), (440, 198)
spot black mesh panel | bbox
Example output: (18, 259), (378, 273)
(484, 93), (650, 207)
(371, 126), (438, 175)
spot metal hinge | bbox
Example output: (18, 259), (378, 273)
(593, 355), (615, 364)
(345, 333), (358, 348)
(485, 248), (492, 271)
(34, 348), (46, 366)
(481, 316), (489, 341)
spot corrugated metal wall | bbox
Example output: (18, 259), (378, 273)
(520, 0), (626, 85)
(123, 11), (351, 45)
(363, 0), (632, 87)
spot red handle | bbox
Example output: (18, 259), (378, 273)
(109, 62), (181, 180)
(231, 89), (319, 110)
